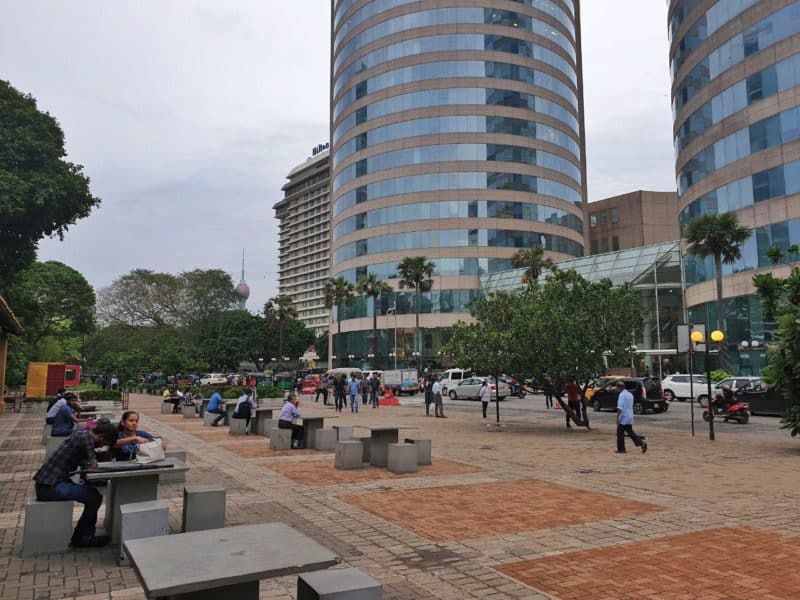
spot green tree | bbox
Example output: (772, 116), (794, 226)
(511, 245), (555, 284)
(180, 269), (240, 324)
(0, 80), (101, 287)
(355, 273), (393, 354)
(96, 269), (184, 326)
(264, 295), (298, 359)
(95, 349), (151, 385)
(198, 309), (264, 371)
(323, 276), (355, 357)
(313, 330), (329, 362)
(397, 256), (434, 355)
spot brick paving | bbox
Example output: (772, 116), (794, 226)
(0, 393), (798, 599)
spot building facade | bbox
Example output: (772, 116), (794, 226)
(330, 0), (587, 367)
(274, 148), (331, 335)
(670, 0), (800, 373)
(587, 190), (679, 255)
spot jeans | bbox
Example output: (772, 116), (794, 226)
(434, 394), (444, 417)
(370, 390), (378, 407)
(482, 401), (489, 418)
(209, 407), (227, 426)
(35, 482), (102, 540)
(278, 419), (304, 446)
(350, 394), (359, 413)
(617, 423), (643, 451)
(315, 388), (328, 404)
(544, 394), (553, 409)
(334, 391), (345, 412)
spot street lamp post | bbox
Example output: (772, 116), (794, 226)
(691, 329), (725, 441)
(739, 340), (761, 375)
(389, 352), (396, 370)
(347, 354), (355, 367)
(256, 357), (265, 372)
(628, 344), (639, 375)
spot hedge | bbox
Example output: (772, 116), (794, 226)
(78, 390), (122, 402)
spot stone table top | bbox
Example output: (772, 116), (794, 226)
(353, 425), (418, 432)
(82, 457), (188, 481)
(124, 522), (338, 597)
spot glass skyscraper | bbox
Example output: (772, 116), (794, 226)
(330, 0), (586, 366)
(670, 0), (800, 373)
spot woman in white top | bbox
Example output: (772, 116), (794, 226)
(233, 388), (256, 433)
(479, 380), (492, 419)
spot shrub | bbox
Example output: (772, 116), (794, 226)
(78, 389), (122, 402)
(257, 386), (284, 398)
(780, 405), (800, 437)
(709, 369), (732, 383)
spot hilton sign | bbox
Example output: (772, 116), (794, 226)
(312, 142), (330, 156)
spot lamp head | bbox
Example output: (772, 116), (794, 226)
(690, 331), (704, 343)
(710, 330), (725, 343)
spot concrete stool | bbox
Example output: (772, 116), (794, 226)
(354, 435), (371, 462)
(203, 412), (218, 426)
(119, 500), (169, 566)
(41, 423), (52, 445)
(160, 449), (187, 483)
(182, 404), (198, 418)
(314, 428), (337, 452)
(333, 425), (352, 441)
(270, 428), (291, 450)
(387, 443), (417, 474)
(334, 441), (363, 470)
(160, 402), (172, 414)
(45, 435), (68, 459)
(229, 418), (248, 435)
(298, 567), (383, 600)
(404, 437), (432, 465)
(182, 484), (226, 533)
(22, 499), (73, 557)
(259, 418), (276, 437)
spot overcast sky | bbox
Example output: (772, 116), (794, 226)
(1, 1), (675, 310)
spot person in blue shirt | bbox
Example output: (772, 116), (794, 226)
(113, 411), (165, 460)
(208, 390), (227, 426)
(51, 394), (83, 437)
(616, 381), (647, 453)
(348, 376), (360, 413)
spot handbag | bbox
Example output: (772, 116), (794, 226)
(134, 439), (165, 464)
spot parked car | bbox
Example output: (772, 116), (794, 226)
(735, 378), (795, 416)
(590, 377), (667, 414)
(447, 376), (509, 401)
(199, 373), (227, 386)
(584, 376), (624, 401)
(660, 374), (707, 402)
(698, 376), (763, 407)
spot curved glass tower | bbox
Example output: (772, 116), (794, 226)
(670, 0), (800, 373)
(330, 0), (586, 367)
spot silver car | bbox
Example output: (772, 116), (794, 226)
(447, 377), (509, 401)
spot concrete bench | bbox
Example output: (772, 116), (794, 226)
(160, 402), (172, 415)
(203, 411), (218, 426)
(270, 428), (291, 450)
(45, 435), (68, 459)
(22, 499), (74, 557)
(229, 418), (249, 435)
(41, 423), (52, 445)
(297, 567), (383, 599)
(160, 449), (187, 484)
(334, 441), (363, 470)
(332, 425), (352, 441)
(183, 484), (226, 533)
(119, 500), (170, 566)
(256, 418), (276, 437)
(387, 443), (417, 474)
(354, 436), (371, 462)
(182, 404), (198, 418)
(314, 428), (337, 452)
(404, 437), (432, 465)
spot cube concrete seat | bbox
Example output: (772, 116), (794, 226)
(182, 484), (226, 533)
(333, 425), (352, 441)
(45, 435), (68, 459)
(182, 404), (198, 418)
(354, 435), (371, 462)
(203, 412), (218, 426)
(314, 428), (337, 452)
(119, 500), (169, 566)
(257, 418), (276, 437)
(160, 449), (187, 484)
(298, 567), (383, 600)
(41, 423), (52, 445)
(334, 440), (363, 470)
(229, 418), (248, 435)
(270, 428), (291, 450)
(404, 437), (432, 465)
(387, 443), (417, 474)
(160, 402), (172, 415)
(22, 499), (73, 557)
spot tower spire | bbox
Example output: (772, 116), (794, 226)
(234, 248), (250, 309)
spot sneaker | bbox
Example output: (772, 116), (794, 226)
(72, 535), (110, 548)
(641, 441), (648, 454)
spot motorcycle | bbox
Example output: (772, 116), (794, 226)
(507, 379), (526, 399)
(702, 392), (750, 424)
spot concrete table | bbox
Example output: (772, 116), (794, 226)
(299, 415), (338, 449)
(253, 406), (283, 436)
(124, 522), (338, 599)
(83, 458), (189, 546)
(354, 425), (418, 467)
(224, 400), (238, 422)
(199, 398), (209, 417)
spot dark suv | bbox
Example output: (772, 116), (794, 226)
(590, 377), (667, 414)
(735, 379), (794, 416)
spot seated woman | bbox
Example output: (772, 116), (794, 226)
(51, 394), (85, 437)
(113, 411), (166, 461)
(277, 393), (304, 449)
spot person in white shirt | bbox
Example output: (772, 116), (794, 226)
(233, 388), (256, 434)
(278, 394), (304, 449)
(431, 376), (446, 418)
(479, 380), (491, 419)
(616, 381), (647, 453)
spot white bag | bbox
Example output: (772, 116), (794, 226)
(134, 439), (165, 464)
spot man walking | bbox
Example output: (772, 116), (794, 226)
(565, 378), (582, 428)
(348, 376), (360, 413)
(333, 375), (346, 412)
(369, 374), (380, 408)
(616, 381), (647, 453)
(479, 380), (491, 419)
(432, 376), (446, 418)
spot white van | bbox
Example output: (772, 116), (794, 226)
(439, 368), (471, 392)
(325, 368), (363, 380)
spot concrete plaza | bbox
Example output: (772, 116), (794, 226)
(1, 392), (799, 599)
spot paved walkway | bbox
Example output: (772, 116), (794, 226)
(1, 392), (799, 599)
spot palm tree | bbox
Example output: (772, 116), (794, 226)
(264, 295), (298, 359)
(323, 276), (355, 358)
(683, 212), (752, 333)
(397, 256), (435, 355)
(355, 273), (393, 355)
(511, 245), (555, 284)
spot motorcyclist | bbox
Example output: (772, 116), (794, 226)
(714, 384), (734, 412)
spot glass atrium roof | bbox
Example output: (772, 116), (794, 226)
(480, 241), (680, 293)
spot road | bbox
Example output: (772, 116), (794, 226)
(396, 391), (787, 439)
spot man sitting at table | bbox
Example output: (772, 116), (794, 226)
(33, 420), (119, 548)
(278, 393), (304, 449)
(51, 393), (85, 437)
(208, 390), (227, 426)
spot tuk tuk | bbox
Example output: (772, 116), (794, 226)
(273, 372), (295, 391)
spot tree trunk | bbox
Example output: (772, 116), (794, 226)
(714, 254), (731, 373)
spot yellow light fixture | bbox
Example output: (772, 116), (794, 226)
(710, 330), (725, 343)
(690, 330), (704, 343)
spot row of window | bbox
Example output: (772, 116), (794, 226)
(670, 0), (758, 77)
(334, 0), (575, 55)
(679, 159), (800, 229)
(334, 114), (581, 170)
(589, 207), (619, 227)
(684, 217), (800, 285)
(589, 236), (620, 255)
(333, 86), (579, 147)
(333, 59), (578, 121)
(672, 1), (800, 116)
(333, 32), (577, 98)
(333, 171), (583, 217)
(334, 288), (482, 321)
(669, 0), (700, 40)
(331, 199), (583, 240)
(332, 143), (582, 192)
(332, 228), (583, 265)
(335, 257), (515, 283)
(675, 52), (800, 155)
(333, 7), (576, 74)
(678, 105), (800, 195)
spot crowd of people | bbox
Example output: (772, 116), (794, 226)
(313, 373), (383, 413)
